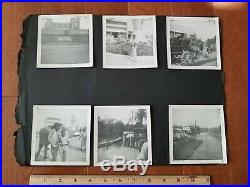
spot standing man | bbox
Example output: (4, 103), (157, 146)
(35, 125), (52, 161)
(48, 123), (62, 161)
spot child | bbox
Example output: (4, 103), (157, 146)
(59, 129), (69, 162)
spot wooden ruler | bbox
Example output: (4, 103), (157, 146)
(30, 175), (211, 185)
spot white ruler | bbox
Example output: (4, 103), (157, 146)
(30, 175), (211, 185)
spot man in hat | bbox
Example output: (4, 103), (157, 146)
(48, 122), (63, 161)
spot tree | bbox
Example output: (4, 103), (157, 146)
(135, 109), (147, 125)
(205, 36), (216, 48)
(112, 120), (125, 138)
(190, 33), (197, 41)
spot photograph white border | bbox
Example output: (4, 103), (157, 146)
(37, 14), (93, 68)
(166, 17), (221, 70)
(169, 105), (227, 164)
(30, 105), (91, 166)
(103, 15), (158, 69)
(94, 105), (152, 166)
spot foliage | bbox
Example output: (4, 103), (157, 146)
(98, 117), (125, 143)
(136, 42), (153, 56)
(106, 41), (153, 56)
(98, 109), (148, 143)
(135, 109), (147, 124)
(205, 36), (216, 51)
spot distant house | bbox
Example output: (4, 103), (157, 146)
(41, 17), (88, 44)
(106, 19), (147, 42)
(44, 17), (81, 31)
(173, 126), (186, 139)
(44, 117), (61, 128)
(173, 121), (200, 139)
(182, 126), (191, 133)
(106, 19), (128, 41)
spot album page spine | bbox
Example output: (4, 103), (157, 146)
(15, 15), (34, 166)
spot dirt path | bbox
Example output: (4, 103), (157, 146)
(98, 144), (140, 162)
(189, 132), (222, 160)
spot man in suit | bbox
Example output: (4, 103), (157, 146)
(35, 125), (52, 161)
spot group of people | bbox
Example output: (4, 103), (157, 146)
(35, 123), (87, 162)
(122, 131), (148, 161)
(122, 131), (144, 149)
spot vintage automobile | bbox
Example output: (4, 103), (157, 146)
(170, 31), (203, 65)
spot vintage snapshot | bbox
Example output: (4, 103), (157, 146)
(166, 17), (221, 70)
(169, 105), (227, 164)
(37, 14), (93, 68)
(30, 105), (91, 165)
(94, 106), (152, 166)
(103, 16), (157, 69)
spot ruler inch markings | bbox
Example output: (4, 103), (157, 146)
(30, 175), (210, 185)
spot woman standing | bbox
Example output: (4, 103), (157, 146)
(127, 33), (137, 62)
(79, 129), (87, 150)
(131, 34), (137, 62)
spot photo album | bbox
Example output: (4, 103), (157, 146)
(15, 14), (226, 167)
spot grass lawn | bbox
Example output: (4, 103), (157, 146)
(173, 137), (203, 160)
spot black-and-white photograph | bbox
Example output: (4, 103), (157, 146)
(30, 105), (91, 165)
(169, 105), (227, 164)
(166, 17), (221, 70)
(37, 14), (93, 68)
(103, 16), (157, 69)
(94, 106), (152, 166)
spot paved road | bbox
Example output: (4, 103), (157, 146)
(41, 44), (89, 64)
(66, 136), (86, 162)
(189, 132), (222, 160)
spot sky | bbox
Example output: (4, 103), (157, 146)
(170, 18), (216, 41)
(41, 15), (91, 29)
(97, 108), (139, 124)
(172, 108), (222, 128)
(36, 108), (88, 130)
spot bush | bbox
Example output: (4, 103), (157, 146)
(136, 42), (153, 56)
(106, 41), (153, 56)
(106, 41), (132, 55)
